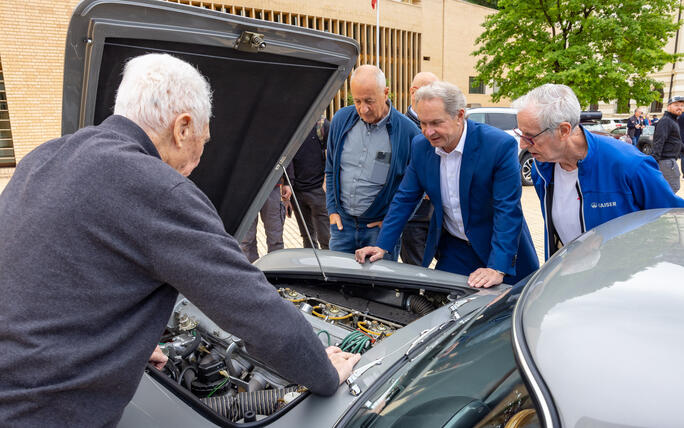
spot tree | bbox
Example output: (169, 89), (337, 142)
(472, 0), (682, 107)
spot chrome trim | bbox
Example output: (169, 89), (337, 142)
(511, 292), (555, 428)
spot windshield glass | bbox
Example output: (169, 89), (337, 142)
(344, 289), (540, 428)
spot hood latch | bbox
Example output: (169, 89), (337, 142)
(234, 31), (266, 53)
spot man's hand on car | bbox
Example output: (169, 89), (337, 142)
(148, 345), (168, 370)
(355, 246), (387, 263)
(329, 213), (343, 230)
(467, 267), (504, 288)
(325, 346), (361, 384)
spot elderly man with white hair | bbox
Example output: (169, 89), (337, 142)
(513, 83), (684, 260)
(0, 53), (359, 426)
(356, 81), (539, 288)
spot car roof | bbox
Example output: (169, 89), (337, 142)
(466, 107), (517, 114)
(513, 208), (684, 427)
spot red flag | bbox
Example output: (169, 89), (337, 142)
(371, 0), (377, 9)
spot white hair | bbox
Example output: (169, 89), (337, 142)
(512, 84), (581, 130)
(414, 81), (466, 117)
(114, 53), (212, 134)
(351, 65), (386, 91)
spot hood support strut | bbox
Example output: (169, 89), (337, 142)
(280, 161), (329, 282)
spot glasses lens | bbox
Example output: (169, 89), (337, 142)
(514, 129), (533, 145)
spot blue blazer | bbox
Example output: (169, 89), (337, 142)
(377, 119), (538, 280)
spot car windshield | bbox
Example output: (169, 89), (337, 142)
(344, 288), (540, 428)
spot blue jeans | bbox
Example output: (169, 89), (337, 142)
(631, 135), (638, 145)
(329, 211), (400, 261)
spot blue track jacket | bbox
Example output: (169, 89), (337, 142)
(325, 104), (420, 223)
(532, 126), (684, 260)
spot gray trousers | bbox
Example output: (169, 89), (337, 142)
(240, 186), (285, 262)
(292, 186), (330, 249)
(658, 158), (681, 194)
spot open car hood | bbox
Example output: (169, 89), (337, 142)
(255, 249), (513, 294)
(62, 0), (358, 240)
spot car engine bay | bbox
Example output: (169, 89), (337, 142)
(154, 281), (461, 425)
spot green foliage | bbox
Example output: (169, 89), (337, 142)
(472, 0), (682, 107)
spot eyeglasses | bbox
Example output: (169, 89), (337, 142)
(513, 127), (549, 146)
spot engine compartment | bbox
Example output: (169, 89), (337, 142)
(155, 281), (460, 425)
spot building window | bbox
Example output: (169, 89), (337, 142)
(469, 76), (485, 94)
(650, 88), (664, 113)
(0, 56), (15, 168)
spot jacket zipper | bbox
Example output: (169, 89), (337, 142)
(575, 178), (586, 234)
(534, 160), (551, 257)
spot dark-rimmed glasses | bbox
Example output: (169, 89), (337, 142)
(513, 127), (549, 146)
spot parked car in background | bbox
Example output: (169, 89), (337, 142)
(465, 107), (534, 186)
(610, 125), (655, 154)
(598, 117), (629, 132)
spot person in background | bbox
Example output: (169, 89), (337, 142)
(514, 84), (684, 260)
(627, 108), (644, 146)
(652, 96), (684, 193)
(289, 116), (331, 249)
(240, 181), (290, 262)
(325, 65), (420, 259)
(400, 71), (439, 265)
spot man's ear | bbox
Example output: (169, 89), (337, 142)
(384, 87), (390, 97)
(559, 122), (573, 138)
(172, 113), (193, 148)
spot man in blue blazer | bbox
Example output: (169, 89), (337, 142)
(356, 81), (539, 288)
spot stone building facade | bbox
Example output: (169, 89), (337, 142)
(0, 0), (498, 178)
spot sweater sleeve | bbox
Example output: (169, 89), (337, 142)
(143, 181), (339, 395)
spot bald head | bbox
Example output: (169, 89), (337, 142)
(350, 65), (389, 124)
(410, 71), (439, 105)
(351, 65), (386, 91)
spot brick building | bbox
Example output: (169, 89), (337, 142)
(0, 0), (499, 178)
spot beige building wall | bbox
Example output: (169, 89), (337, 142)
(0, 0), (81, 178)
(0, 0), (499, 179)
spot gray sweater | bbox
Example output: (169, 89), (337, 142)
(0, 115), (338, 427)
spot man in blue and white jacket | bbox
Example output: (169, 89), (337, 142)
(325, 65), (420, 258)
(514, 84), (684, 260)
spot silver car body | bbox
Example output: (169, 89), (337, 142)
(513, 208), (684, 427)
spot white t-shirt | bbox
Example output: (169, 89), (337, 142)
(552, 163), (582, 245)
